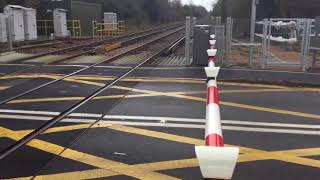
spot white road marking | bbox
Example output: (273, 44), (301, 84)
(0, 109), (320, 135)
(0, 109), (101, 118)
(0, 114), (52, 121)
(0, 109), (60, 116)
(103, 121), (205, 129)
(223, 126), (320, 135)
(103, 115), (205, 123)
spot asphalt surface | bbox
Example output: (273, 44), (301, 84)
(0, 57), (320, 180)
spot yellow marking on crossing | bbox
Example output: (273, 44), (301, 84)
(16, 77), (310, 121)
(110, 85), (320, 120)
(64, 78), (106, 87)
(72, 76), (204, 84)
(6, 87), (311, 104)
(1, 126), (180, 180)
(30, 169), (118, 180)
(17, 159), (199, 180)
(108, 125), (257, 154)
(8, 97), (85, 104)
(2, 73), (320, 94)
(220, 89), (300, 94)
(7, 91), (205, 104)
(220, 101), (320, 119)
(0, 86), (10, 90)
(4, 122), (320, 180)
(218, 82), (290, 89)
(0, 73), (204, 84)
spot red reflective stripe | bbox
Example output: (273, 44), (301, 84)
(208, 56), (215, 62)
(205, 133), (224, 147)
(207, 86), (219, 105)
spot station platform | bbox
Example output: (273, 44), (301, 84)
(0, 63), (320, 179)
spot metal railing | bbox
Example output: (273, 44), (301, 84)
(92, 21), (126, 37)
(37, 20), (82, 37)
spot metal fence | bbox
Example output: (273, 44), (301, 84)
(37, 20), (82, 37)
(226, 18), (263, 68)
(92, 21), (126, 37)
(223, 18), (315, 71)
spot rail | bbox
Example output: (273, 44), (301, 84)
(0, 26), (184, 160)
(0, 25), (184, 106)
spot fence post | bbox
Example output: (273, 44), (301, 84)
(261, 19), (268, 69)
(301, 19), (311, 72)
(249, 0), (257, 67)
(215, 26), (225, 65)
(5, 14), (13, 51)
(215, 17), (221, 26)
(185, 16), (192, 65)
(225, 17), (233, 67)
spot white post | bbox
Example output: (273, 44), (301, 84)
(249, 0), (257, 67)
(185, 16), (191, 65)
(6, 15), (13, 51)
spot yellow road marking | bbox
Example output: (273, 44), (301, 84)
(0, 74), (204, 84)
(1, 126), (179, 180)
(220, 101), (320, 119)
(8, 97), (85, 104)
(111, 85), (320, 120)
(2, 73), (320, 92)
(0, 86), (10, 91)
(220, 89), (301, 93)
(6, 76), (317, 120)
(7, 91), (204, 104)
(6, 88), (310, 105)
(4, 121), (320, 179)
(219, 82), (289, 89)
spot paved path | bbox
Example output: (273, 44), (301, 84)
(0, 62), (320, 179)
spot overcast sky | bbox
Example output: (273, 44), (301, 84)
(180, 0), (217, 11)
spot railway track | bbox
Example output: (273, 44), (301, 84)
(0, 25), (184, 160)
(1, 23), (181, 64)
(0, 23), (182, 77)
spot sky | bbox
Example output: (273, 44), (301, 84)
(180, 0), (217, 11)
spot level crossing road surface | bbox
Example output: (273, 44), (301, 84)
(0, 62), (320, 180)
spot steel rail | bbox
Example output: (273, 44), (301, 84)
(0, 27), (184, 106)
(0, 24), (181, 78)
(0, 29), (183, 160)
(5, 23), (181, 64)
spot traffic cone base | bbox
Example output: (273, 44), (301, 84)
(195, 146), (239, 179)
(205, 66), (220, 78)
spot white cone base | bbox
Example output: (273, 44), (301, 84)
(205, 66), (220, 78)
(195, 146), (239, 179)
(207, 49), (217, 57)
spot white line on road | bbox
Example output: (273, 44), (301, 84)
(0, 109), (320, 135)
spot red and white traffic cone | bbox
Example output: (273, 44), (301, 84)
(205, 77), (223, 147)
(210, 34), (216, 39)
(195, 49), (239, 180)
(207, 49), (217, 67)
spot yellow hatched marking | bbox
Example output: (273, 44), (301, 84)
(0, 86), (10, 91)
(4, 122), (320, 179)
(7, 91), (205, 104)
(111, 85), (320, 120)
(2, 73), (320, 92)
(6, 88), (313, 105)
(1, 126), (179, 180)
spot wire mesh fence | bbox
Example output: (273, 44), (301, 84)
(227, 19), (263, 68)
(224, 18), (315, 71)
